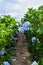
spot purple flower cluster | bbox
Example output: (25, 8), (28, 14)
(32, 37), (36, 42)
(15, 23), (19, 27)
(0, 50), (5, 56)
(22, 21), (30, 28)
(3, 61), (10, 65)
(20, 21), (30, 33)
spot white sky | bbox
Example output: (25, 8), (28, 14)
(0, 0), (43, 21)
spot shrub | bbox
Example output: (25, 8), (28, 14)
(21, 6), (43, 63)
(0, 15), (19, 64)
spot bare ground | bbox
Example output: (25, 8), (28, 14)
(11, 32), (31, 65)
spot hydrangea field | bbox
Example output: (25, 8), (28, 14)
(0, 6), (43, 65)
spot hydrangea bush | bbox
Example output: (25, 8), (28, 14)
(21, 6), (43, 64)
(0, 15), (19, 65)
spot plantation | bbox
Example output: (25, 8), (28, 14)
(0, 6), (43, 65)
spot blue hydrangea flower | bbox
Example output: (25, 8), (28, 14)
(0, 50), (5, 56)
(3, 61), (10, 65)
(24, 27), (30, 31)
(31, 61), (38, 65)
(19, 21), (30, 33)
(32, 37), (36, 42)
(19, 26), (30, 33)
(19, 27), (24, 33)
(15, 23), (19, 27)
(22, 21), (30, 28)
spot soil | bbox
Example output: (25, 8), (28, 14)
(11, 32), (31, 65)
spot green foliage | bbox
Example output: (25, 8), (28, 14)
(21, 6), (43, 63)
(38, 58), (43, 65)
(0, 15), (19, 64)
(0, 15), (17, 49)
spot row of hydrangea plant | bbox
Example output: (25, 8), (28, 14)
(20, 6), (43, 65)
(0, 15), (19, 65)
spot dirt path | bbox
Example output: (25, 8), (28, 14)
(12, 33), (31, 65)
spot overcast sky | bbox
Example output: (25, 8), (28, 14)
(0, 0), (43, 20)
